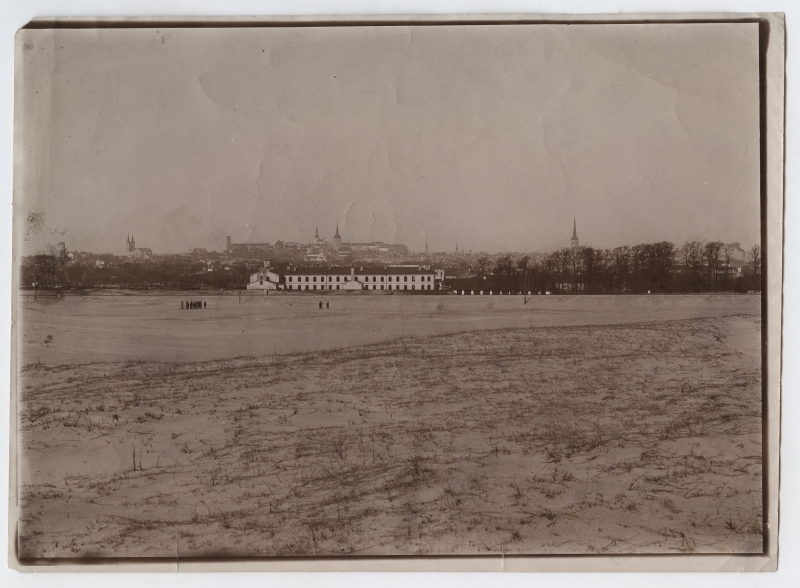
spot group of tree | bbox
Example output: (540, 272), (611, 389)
(20, 239), (763, 295)
(20, 251), (254, 291)
(473, 241), (762, 295)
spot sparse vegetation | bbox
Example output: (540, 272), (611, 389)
(16, 309), (762, 558)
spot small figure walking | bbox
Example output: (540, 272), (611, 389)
(326, 301), (329, 309)
(319, 301), (323, 309)
(203, 301), (206, 309)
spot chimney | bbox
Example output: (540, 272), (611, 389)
(351, 267), (355, 277)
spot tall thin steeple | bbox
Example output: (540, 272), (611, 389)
(332, 222), (342, 251)
(425, 239), (429, 256)
(571, 218), (579, 249)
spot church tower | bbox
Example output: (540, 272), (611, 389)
(333, 222), (342, 251)
(571, 218), (579, 250)
(127, 234), (136, 252)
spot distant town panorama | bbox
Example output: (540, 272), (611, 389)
(21, 221), (762, 295)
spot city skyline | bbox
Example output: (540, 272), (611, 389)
(52, 216), (755, 258)
(19, 24), (760, 256)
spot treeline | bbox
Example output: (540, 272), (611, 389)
(20, 254), (253, 290)
(478, 241), (762, 295)
(21, 239), (763, 295)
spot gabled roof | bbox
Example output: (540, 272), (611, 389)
(280, 265), (435, 276)
(355, 266), (435, 275)
(282, 266), (353, 276)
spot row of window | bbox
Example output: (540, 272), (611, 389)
(285, 284), (434, 291)
(287, 275), (433, 283)
(288, 275), (351, 283)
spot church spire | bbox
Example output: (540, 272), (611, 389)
(571, 218), (579, 249)
(334, 222), (340, 239)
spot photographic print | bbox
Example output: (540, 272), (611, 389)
(11, 17), (780, 564)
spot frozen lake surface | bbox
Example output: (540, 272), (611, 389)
(17, 292), (761, 365)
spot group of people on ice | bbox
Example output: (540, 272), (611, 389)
(182, 300), (206, 309)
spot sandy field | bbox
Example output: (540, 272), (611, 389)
(15, 294), (762, 557)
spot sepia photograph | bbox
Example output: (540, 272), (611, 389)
(9, 14), (783, 568)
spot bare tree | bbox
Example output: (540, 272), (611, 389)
(749, 244), (761, 275)
(679, 241), (701, 274)
(651, 241), (677, 292)
(516, 255), (530, 293)
(629, 244), (646, 293)
(723, 245), (734, 273)
(580, 247), (595, 293)
(721, 244), (737, 288)
(475, 256), (491, 279)
(557, 248), (573, 293)
(612, 246), (630, 294)
(495, 254), (515, 291)
(704, 241), (724, 289)
(571, 248), (581, 293)
(540, 253), (558, 292)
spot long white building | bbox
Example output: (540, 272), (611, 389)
(247, 264), (436, 291)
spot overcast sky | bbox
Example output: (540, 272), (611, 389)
(17, 23), (761, 255)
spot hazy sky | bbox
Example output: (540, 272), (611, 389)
(17, 23), (761, 255)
